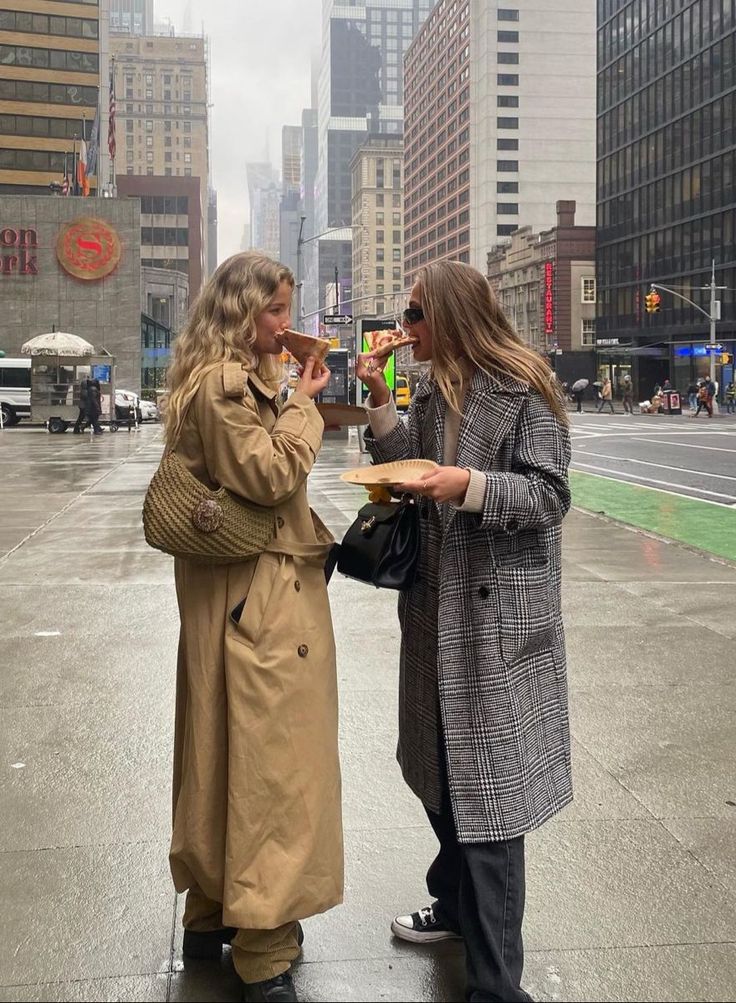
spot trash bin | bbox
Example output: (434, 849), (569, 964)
(661, 390), (682, 415)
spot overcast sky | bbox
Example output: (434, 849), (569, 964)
(154, 0), (322, 261)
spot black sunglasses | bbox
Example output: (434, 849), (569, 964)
(403, 307), (424, 325)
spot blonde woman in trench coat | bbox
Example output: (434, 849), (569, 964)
(164, 253), (343, 1003)
(357, 261), (572, 1003)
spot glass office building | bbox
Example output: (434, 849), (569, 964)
(596, 0), (736, 393)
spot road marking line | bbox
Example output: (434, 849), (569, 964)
(573, 449), (736, 483)
(570, 462), (736, 504)
(631, 436), (736, 454)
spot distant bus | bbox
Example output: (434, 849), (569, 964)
(0, 357), (31, 425)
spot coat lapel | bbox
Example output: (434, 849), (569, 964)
(455, 369), (527, 473)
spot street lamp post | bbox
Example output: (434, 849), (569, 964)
(295, 222), (352, 327)
(296, 214), (307, 325)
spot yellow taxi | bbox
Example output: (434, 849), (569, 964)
(395, 374), (411, 411)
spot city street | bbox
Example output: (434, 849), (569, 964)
(569, 412), (736, 507)
(0, 426), (734, 1003)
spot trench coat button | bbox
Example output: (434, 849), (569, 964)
(294, 580), (301, 592)
(507, 519), (519, 532)
(478, 585), (490, 599)
(276, 516), (285, 528)
(298, 644), (309, 657)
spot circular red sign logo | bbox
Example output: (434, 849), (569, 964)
(56, 217), (121, 281)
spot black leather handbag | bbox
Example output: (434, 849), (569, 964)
(337, 496), (420, 590)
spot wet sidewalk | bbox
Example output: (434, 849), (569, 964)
(0, 427), (734, 1002)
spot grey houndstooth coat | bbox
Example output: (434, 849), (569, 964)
(364, 368), (573, 843)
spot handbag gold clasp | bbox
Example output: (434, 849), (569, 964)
(360, 515), (377, 534)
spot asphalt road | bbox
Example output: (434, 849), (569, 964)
(569, 410), (736, 507)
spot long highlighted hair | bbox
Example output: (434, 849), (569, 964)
(164, 252), (293, 447)
(417, 260), (568, 424)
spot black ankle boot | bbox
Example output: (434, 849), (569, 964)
(241, 972), (297, 1002)
(182, 925), (237, 960)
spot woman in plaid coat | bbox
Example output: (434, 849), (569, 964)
(358, 261), (572, 1003)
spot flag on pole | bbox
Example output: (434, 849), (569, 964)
(107, 61), (116, 160)
(77, 136), (89, 196)
(86, 108), (100, 182)
(61, 153), (70, 196)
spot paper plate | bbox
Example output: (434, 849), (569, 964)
(340, 459), (438, 486)
(278, 329), (330, 366)
(316, 403), (369, 426)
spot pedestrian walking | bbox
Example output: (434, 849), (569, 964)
(686, 381), (698, 412)
(73, 377), (104, 434)
(693, 379), (713, 418)
(571, 377), (588, 413)
(357, 260), (572, 1003)
(622, 375), (634, 415)
(725, 380), (736, 414)
(163, 252), (343, 1003)
(597, 376), (614, 413)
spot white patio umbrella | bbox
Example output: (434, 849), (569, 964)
(21, 331), (95, 356)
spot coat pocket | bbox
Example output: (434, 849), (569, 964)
(228, 552), (280, 648)
(494, 562), (555, 665)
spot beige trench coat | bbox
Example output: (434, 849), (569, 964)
(168, 362), (343, 930)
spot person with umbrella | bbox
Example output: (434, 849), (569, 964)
(571, 378), (588, 413)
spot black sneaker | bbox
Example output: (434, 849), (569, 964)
(241, 972), (298, 1002)
(391, 904), (462, 944)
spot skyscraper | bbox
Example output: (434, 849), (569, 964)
(403, 0), (596, 283)
(596, 0), (735, 396)
(110, 0), (154, 35)
(0, 2), (110, 195)
(314, 0), (434, 313)
(247, 162), (280, 260)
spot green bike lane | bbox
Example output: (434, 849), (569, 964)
(570, 468), (736, 563)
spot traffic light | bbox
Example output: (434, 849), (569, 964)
(645, 289), (661, 314)
(720, 353), (732, 365)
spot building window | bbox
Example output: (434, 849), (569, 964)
(498, 8), (520, 20)
(497, 52), (519, 64)
(497, 117), (519, 129)
(497, 160), (519, 172)
(497, 224), (517, 236)
(376, 193), (384, 207)
(498, 95), (519, 107)
(376, 211), (384, 225)
(582, 319), (596, 345)
(146, 135), (153, 147)
(582, 277), (596, 303)
(393, 248), (401, 261)
(376, 267), (384, 280)
(146, 151), (153, 162)
(184, 153), (191, 163)
(498, 30), (519, 42)
(165, 167), (172, 176)
(497, 181), (519, 193)
(145, 74), (153, 85)
(393, 212), (401, 225)
(497, 138), (519, 150)
(184, 167), (192, 176)
(497, 203), (519, 214)
(376, 230), (384, 243)
(392, 230), (401, 245)
(145, 89), (153, 100)
(165, 136), (172, 147)
(126, 119), (134, 132)
(497, 74), (519, 86)
(376, 248), (384, 262)
(165, 152), (172, 162)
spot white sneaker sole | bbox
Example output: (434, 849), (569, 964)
(390, 918), (462, 944)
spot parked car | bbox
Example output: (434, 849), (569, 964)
(115, 389), (142, 423)
(0, 357), (31, 425)
(138, 398), (159, 421)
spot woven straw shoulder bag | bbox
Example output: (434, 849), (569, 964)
(142, 388), (275, 564)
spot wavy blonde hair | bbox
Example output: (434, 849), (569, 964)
(164, 252), (293, 446)
(417, 260), (568, 425)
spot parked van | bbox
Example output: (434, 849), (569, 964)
(0, 357), (31, 425)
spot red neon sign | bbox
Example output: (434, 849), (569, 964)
(544, 261), (554, 335)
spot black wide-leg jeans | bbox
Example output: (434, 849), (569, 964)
(425, 784), (533, 1003)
